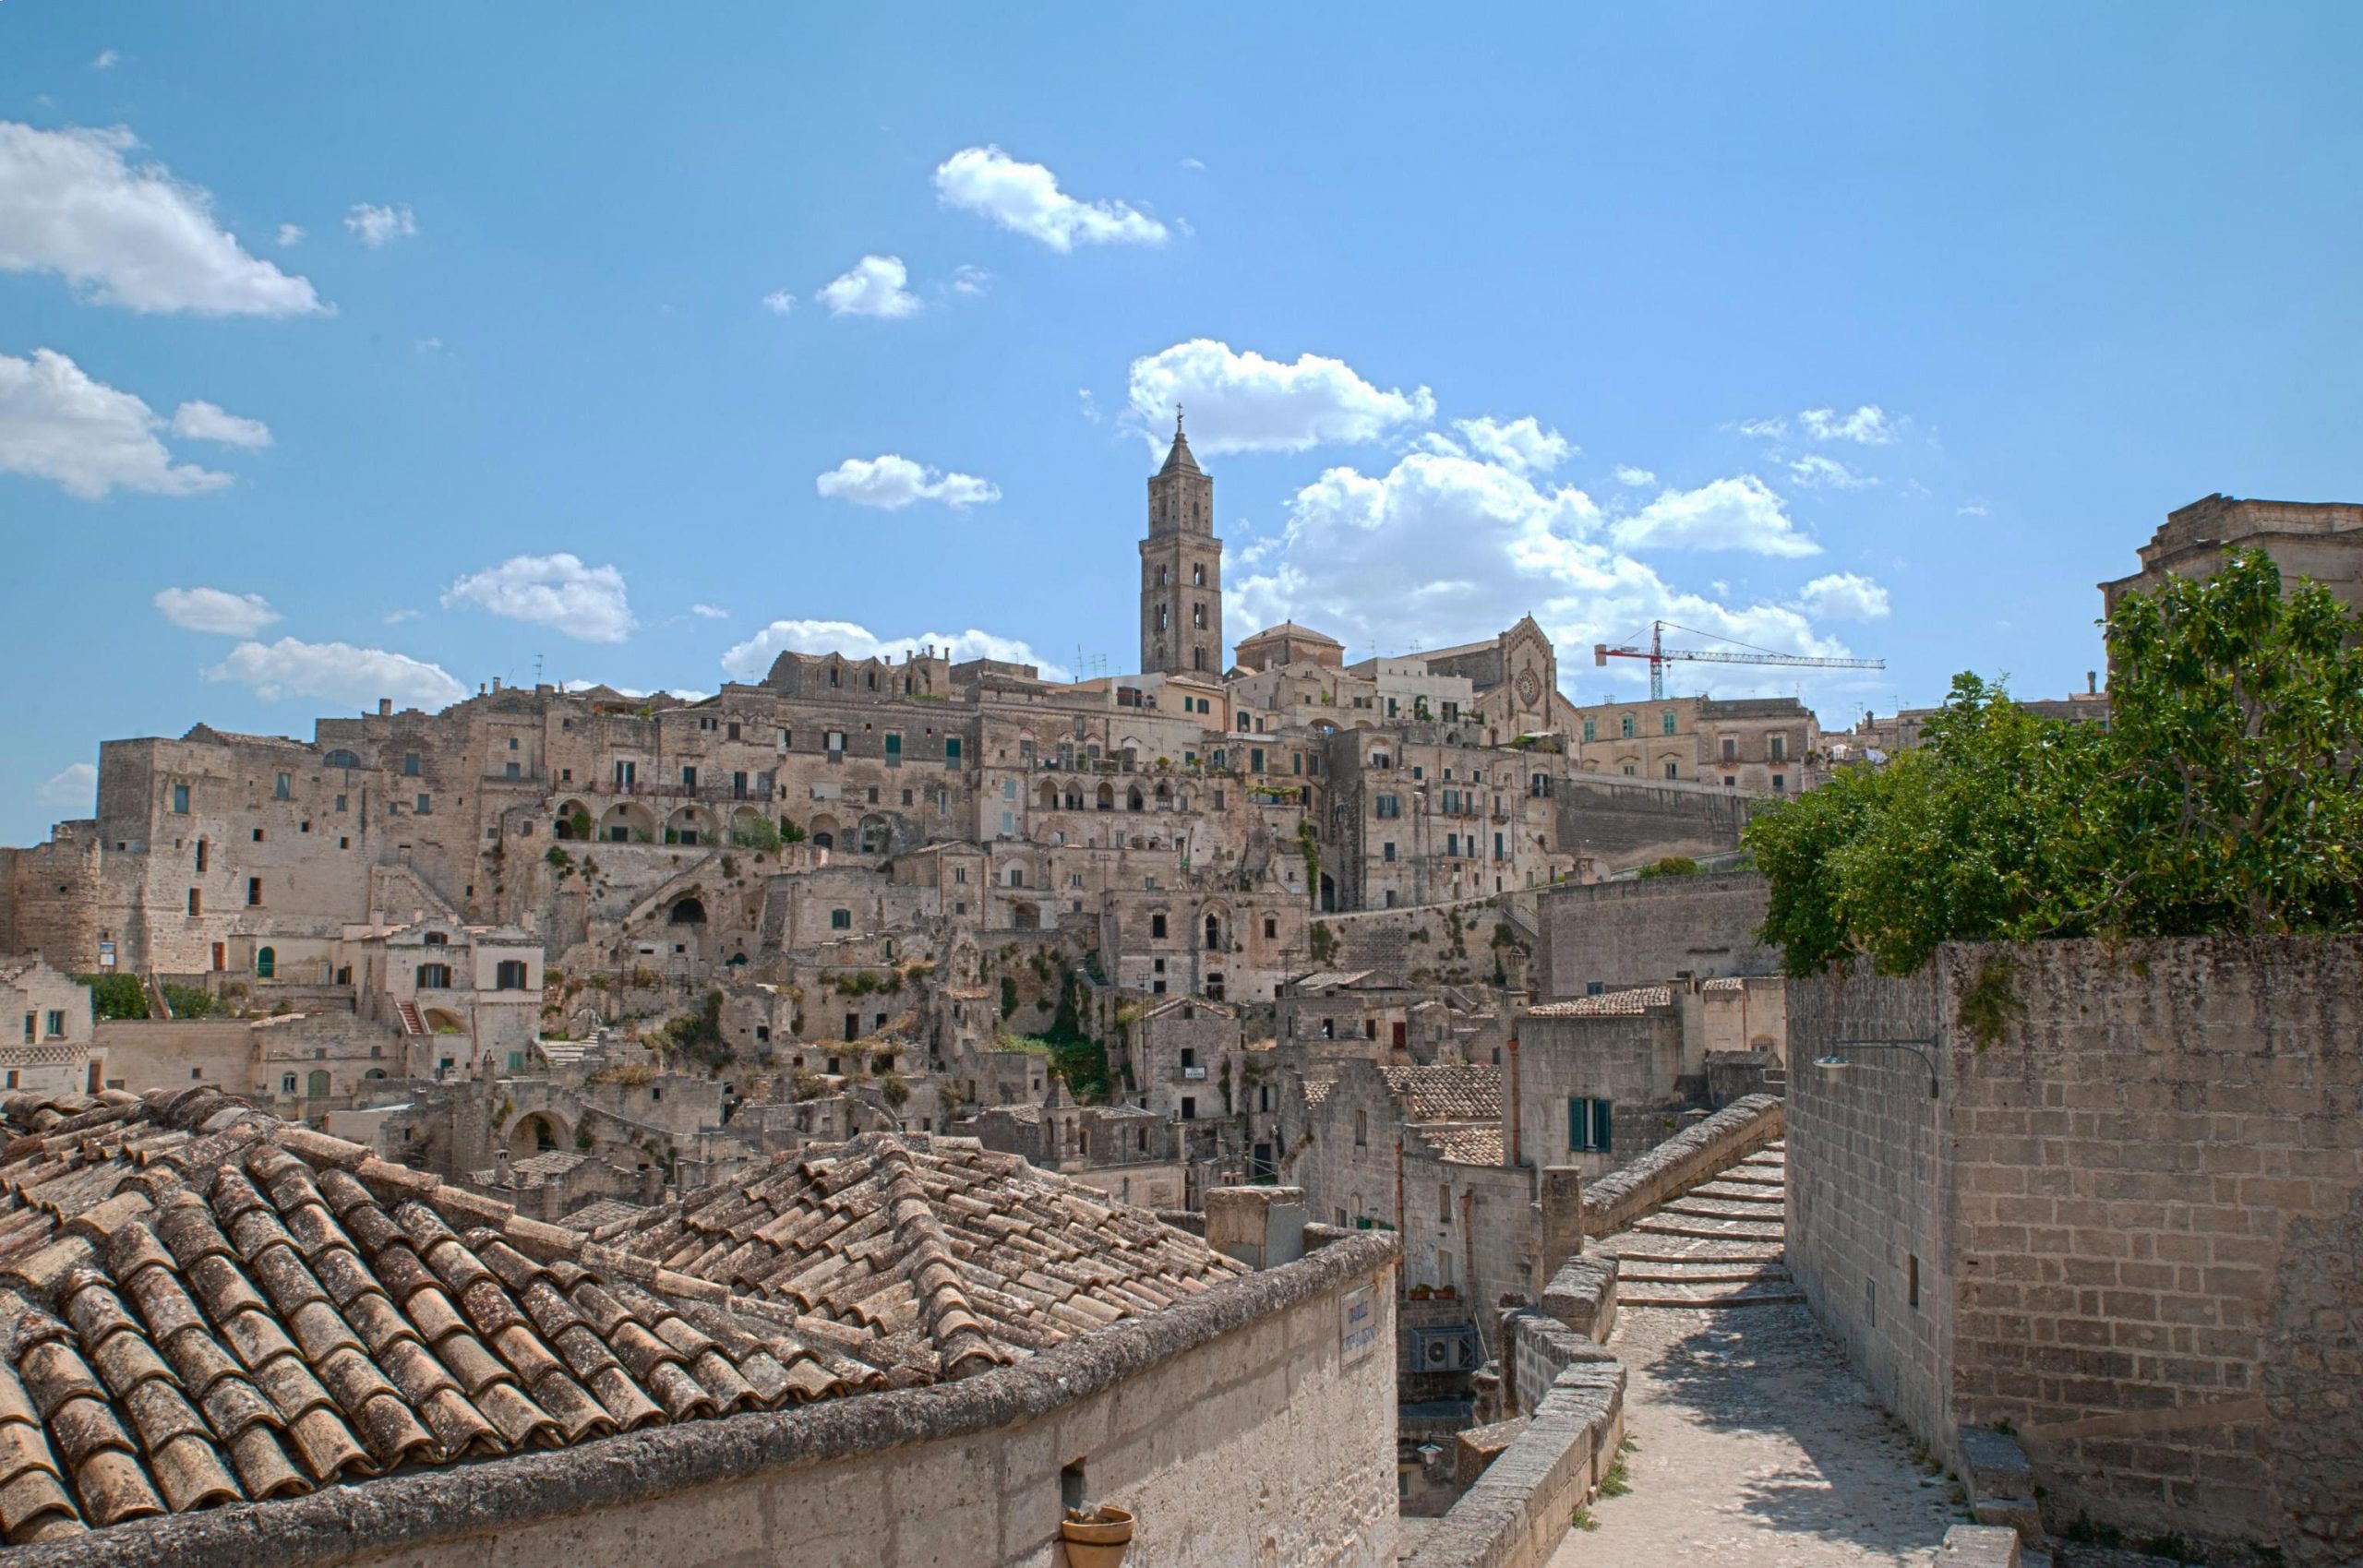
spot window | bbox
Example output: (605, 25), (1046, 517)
(414, 794), (431, 815)
(1772, 773), (1787, 792)
(1581, 719), (1596, 743)
(1908, 1254), (1921, 1310)
(187, 888), (202, 916)
(1620, 714), (1635, 739)
(246, 877), (263, 907)
(884, 734), (901, 767)
(42, 1011), (65, 1039)
(18, 1015), (30, 1045)
(496, 960), (529, 990)
(1439, 1184), (1452, 1224)
(194, 839), (208, 872)
(1721, 736), (1737, 761)
(172, 784), (190, 814)
(1383, 841), (1397, 862)
(274, 772), (292, 799)
(1263, 916), (1277, 939)
(1354, 1109), (1369, 1146)
(252, 827), (265, 843)
(282, 1073), (297, 1095)
(416, 964), (452, 989)
(944, 737), (962, 767)
(830, 907), (851, 930)
(1192, 563), (1205, 587)
(1661, 711), (1678, 736)
(1374, 794), (1399, 819)
(1770, 734), (1788, 760)
(1664, 760), (1680, 780)
(255, 946), (276, 979)
(614, 760), (637, 788)
(1151, 914), (1168, 940)
(403, 752), (422, 776)
(1180, 1096), (1197, 1120)
(679, 765), (698, 789)
(1569, 1096), (1613, 1154)
(306, 1071), (330, 1099)
(825, 731), (846, 760)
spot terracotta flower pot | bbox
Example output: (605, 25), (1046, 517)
(1061, 1505), (1134, 1568)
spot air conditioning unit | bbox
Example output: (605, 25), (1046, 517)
(1412, 1326), (1479, 1371)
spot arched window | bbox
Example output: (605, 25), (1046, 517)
(256, 946), (276, 979)
(324, 749), (364, 770)
(1193, 646), (1206, 671)
(1127, 788), (1144, 812)
(306, 1070), (330, 1098)
(1157, 605), (1169, 632)
(1205, 913), (1221, 951)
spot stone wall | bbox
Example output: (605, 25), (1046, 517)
(1534, 871), (1775, 998)
(26, 1234), (1402, 1568)
(1787, 938), (2363, 1565)
(1511, 1005), (1688, 1179)
(1553, 774), (1757, 878)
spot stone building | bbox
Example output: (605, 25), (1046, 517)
(2101, 492), (2363, 626)
(0, 956), (99, 1095)
(1139, 413), (1223, 676)
(1533, 869), (1779, 999)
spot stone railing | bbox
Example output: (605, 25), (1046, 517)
(1400, 1350), (1625, 1568)
(1581, 1092), (1782, 1238)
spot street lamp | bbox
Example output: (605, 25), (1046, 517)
(1811, 1037), (1940, 1099)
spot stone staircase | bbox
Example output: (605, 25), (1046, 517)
(395, 1000), (426, 1035)
(1593, 1143), (1802, 1309)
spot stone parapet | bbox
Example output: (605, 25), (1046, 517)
(1399, 1358), (1626, 1568)
(1581, 1092), (1782, 1238)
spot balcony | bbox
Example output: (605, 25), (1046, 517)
(585, 777), (768, 803)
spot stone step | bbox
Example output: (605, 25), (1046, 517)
(1618, 1263), (1792, 1285)
(1633, 1215), (1788, 1242)
(1599, 1244), (1789, 1266)
(1687, 1179), (1785, 1204)
(1712, 1166), (1786, 1186)
(1619, 1282), (1808, 1309)
(1664, 1195), (1788, 1222)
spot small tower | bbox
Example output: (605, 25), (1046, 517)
(1140, 410), (1222, 676)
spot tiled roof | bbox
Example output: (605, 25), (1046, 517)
(1301, 1078), (1336, 1109)
(1377, 1063), (1502, 1123)
(592, 1134), (1251, 1376)
(1525, 986), (1674, 1019)
(556, 1199), (649, 1232)
(0, 1090), (1239, 1548)
(1420, 1125), (1505, 1167)
(1699, 977), (1745, 991)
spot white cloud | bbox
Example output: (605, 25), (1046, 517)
(441, 553), (636, 643)
(0, 348), (234, 497)
(91, 51), (119, 70)
(760, 289), (794, 315)
(722, 620), (1070, 683)
(1799, 404), (1899, 445)
(1794, 572), (1891, 621)
(1787, 453), (1873, 490)
(947, 263), (990, 297)
(815, 254), (919, 318)
(343, 202), (416, 247)
(933, 146), (1168, 252)
(154, 585), (279, 636)
(1958, 501), (1988, 517)
(0, 122), (325, 315)
(276, 222), (305, 247)
(1736, 417), (1786, 440)
(1125, 340), (1435, 457)
(1613, 465), (1656, 488)
(205, 638), (464, 711)
(690, 604), (729, 620)
(814, 453), (1000, 510)
(1179, 157), (1205, 172)
(37, 762), (95, 811)
(1610, 476), (1820, 557)
(384, 608), (419, 624)
(1225, 449), (1860, 693)
(1451, 415), (1571, 476)
(170, 399), (271, 449)
(414, 337), (444, 353)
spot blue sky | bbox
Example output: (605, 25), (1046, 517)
(4, 3), (2359, 843)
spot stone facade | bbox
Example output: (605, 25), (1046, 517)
(0, 955), (98, 1095)
(2100, 492), (2363, 624)
(1786, 937), (2363, 1564)
(1533, 870), (1777, 998)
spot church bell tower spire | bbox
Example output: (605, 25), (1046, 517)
(1140, 409), (1221, 676)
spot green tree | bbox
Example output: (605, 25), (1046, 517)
(1746, 550), (2363, 975)
(78, 973), (150, 1021)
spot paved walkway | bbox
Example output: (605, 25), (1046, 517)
(1549, 1144), (1964, 1567)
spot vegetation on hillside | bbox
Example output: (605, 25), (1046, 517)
(1747, 550), (2363, 975)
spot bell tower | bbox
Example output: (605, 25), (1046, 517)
(1139, 410), (1222, 676)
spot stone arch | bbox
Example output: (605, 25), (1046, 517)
(1040, 780), (1061, 810)
(422, 1007), (465, 1034)
(667, 895), (707, 925)
(666, 805), (714, 845)
(554, 799), (593, 839)
(729, 806), (770, 844)
(809, 813), (842, 851)
(1096, 783), (1116, 811)
(1200, 900), (1232, 952)
(1155, 782), (1172, 808)
(857, 814), (893, 855)
(508, 1112), (570, 1158)
(1127, 786), (1145, 812)
(600, 800), (656, 843)
(1011, 901), (1041, 931)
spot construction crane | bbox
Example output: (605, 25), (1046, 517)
(1594, 620), (1883, 700)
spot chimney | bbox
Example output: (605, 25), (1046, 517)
(2087, 670), (2097, 696)
(378, 699), (393, 716)
(492, 676), (501, 691)
(493, 1146), (510, 1187)
(1504, 1033), (1523, 1167)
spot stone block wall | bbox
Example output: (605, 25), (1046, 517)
(1533, 870), (1775, 998)
(1788, 938), (2363, 1565)
(1579, 1093), (1782, 1239)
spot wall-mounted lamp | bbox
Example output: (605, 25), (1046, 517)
(1811, 1037), (1940, 1099)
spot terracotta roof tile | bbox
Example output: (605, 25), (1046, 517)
(1376, 1063), (1503, 1123)
(1524, 986), (1674, 1018)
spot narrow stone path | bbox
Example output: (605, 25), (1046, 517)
(1549, 1145), (1964, 1567)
